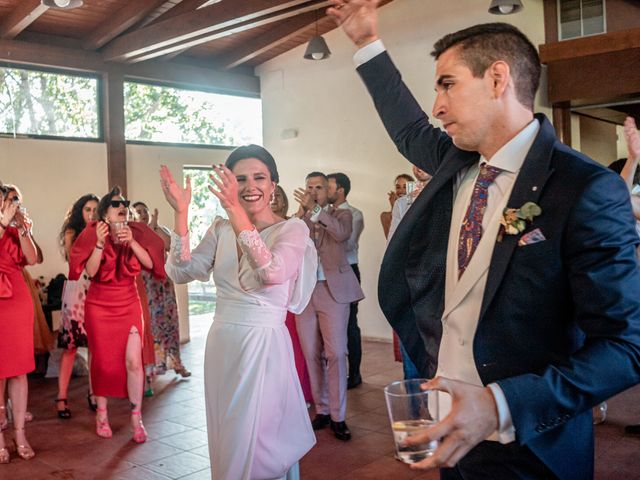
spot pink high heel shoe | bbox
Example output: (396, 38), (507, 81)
(95, 408), (112, 439)
(131, 411), (147, 444)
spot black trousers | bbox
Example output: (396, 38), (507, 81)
(440, 441), (558, 480)
(348, 263), (362, 380)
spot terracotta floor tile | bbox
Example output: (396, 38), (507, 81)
(5, 313), (639, 479)
(143, 451), (209, 479)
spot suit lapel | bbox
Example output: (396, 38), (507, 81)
(480, 115), (557, 320)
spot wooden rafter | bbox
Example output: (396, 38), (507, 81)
(0, 0), (48, 40)
(82, 0), (169, 50)
(218, 10), (318, 70)
(146, 0), (211, 26)
(102, 0), (331, 63)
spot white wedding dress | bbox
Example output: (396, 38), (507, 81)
(166, 217), (317, 480)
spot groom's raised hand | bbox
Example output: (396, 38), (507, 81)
(327, 0), (381, 48)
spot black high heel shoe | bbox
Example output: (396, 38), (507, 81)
(55, 399), (71, 419)
(87, 392), (98, 412)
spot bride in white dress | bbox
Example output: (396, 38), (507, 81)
(160, 145), (317, 480)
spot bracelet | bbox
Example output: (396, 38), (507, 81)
(95, 244), (104, 250)
(19, 229), (31, 237)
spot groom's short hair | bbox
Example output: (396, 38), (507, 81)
(431, 23), (541, 111)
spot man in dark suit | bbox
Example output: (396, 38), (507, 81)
(328, 1), (640, 479)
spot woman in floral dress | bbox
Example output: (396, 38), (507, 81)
(55, 194), (99, 418)
(133, 202), (190, 378)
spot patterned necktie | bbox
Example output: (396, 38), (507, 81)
(458, 164), (502, 278)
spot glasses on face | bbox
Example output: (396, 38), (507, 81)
(110, 200), (130, 208)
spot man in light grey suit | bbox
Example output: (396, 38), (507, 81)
(294, 171), (365, 441)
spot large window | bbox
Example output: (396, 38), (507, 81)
(124, 82), (262, 147)
(0, 65), (100, 139)
(558, 0), (606, 40)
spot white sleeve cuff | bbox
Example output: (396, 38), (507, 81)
(487, 383), (516, 444)
(309, 209), (322, 223)
(353, 39), (386, 67)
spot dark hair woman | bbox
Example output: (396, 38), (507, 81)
(160, 144), (317, 479)
(55, 193), (99, 419)
(69, 186), (165, 443)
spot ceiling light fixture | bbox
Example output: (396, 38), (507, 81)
(488, 0), (523, 14)
(42, 0), (84, 9)
(304, 10), (331, 60)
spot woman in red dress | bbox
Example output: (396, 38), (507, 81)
(69, 187), (164, 444)
(0, 183), (38, 464)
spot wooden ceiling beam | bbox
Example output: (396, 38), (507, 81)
(82, 0), (168, 50)
(146, 0), (211, 25)
(101, 0), (330, 63)
(0, 0), (49, 40)
(219, 10), (318, 70)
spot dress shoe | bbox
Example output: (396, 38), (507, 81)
(131, 411), (147, 444)
(330, 420), (351, 441)
(625, 424), (640, 435)
(87, 392), (98, 412)
(311, 414), (331, 430)
(13, 428), (35, 460)
(347, 375), (362, 390)
(95, 408), (112, 439)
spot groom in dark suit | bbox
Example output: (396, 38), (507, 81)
(329, 1), (640, 479)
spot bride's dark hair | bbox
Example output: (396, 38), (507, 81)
(225, 144), (279, 183)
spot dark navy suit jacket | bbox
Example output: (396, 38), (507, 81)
(358, 51), (640, 479)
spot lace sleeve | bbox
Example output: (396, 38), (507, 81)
(237, 228), (272, 270)
(165, 218), (221, 284)
(237, 219), (310, 286)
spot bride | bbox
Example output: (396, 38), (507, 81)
(160, 145), (317, 480)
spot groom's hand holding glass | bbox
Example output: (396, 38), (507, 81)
(405, 377), (499, 471)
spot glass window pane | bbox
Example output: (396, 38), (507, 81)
(124, 82), (262, 146)
(582, 0), (605, 36)
(559, 0), (582, 39)
(0, 66), (99, 138)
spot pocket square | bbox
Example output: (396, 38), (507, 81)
(518, 228), (546, 247)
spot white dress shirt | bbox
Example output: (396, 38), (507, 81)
(337, 201), (364, 265)
(388, 195), (410, 241)
(355, 40), (541, 444)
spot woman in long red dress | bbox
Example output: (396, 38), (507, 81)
(69, 187), (164, 443)
(0, 183), (38, 464)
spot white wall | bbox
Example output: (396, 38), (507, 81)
(256, 0), (547, 340)
(579, 116), (618, 166)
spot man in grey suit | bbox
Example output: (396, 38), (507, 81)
(294, 172), (365, 441)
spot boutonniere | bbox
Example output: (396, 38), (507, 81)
(498, 201), (542, 241)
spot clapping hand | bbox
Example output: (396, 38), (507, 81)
(0, 198), (18, 227)
(388, 191), (398, 208)
(208, 164), (240, 212)
(293, 188), (316, 212)
(327, 0), (381, 47)
(160, 165), (191, 213)
(624, 117), (640, 162)
(406, 377), (499, 470)
(96, 221), (109, 247)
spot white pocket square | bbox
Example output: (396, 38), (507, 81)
(518, 228), (546, 247)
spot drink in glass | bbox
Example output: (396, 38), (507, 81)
(384, 379), (439, 464)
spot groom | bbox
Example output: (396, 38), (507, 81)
(329, 1), (640, 479)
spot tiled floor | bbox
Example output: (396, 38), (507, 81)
(1, 313), (639, 479)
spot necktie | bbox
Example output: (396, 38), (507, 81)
(458, 164), (502, 278)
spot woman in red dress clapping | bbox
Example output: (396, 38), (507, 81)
(69, 187), (165, 444)
(0, 182), (38, 464)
